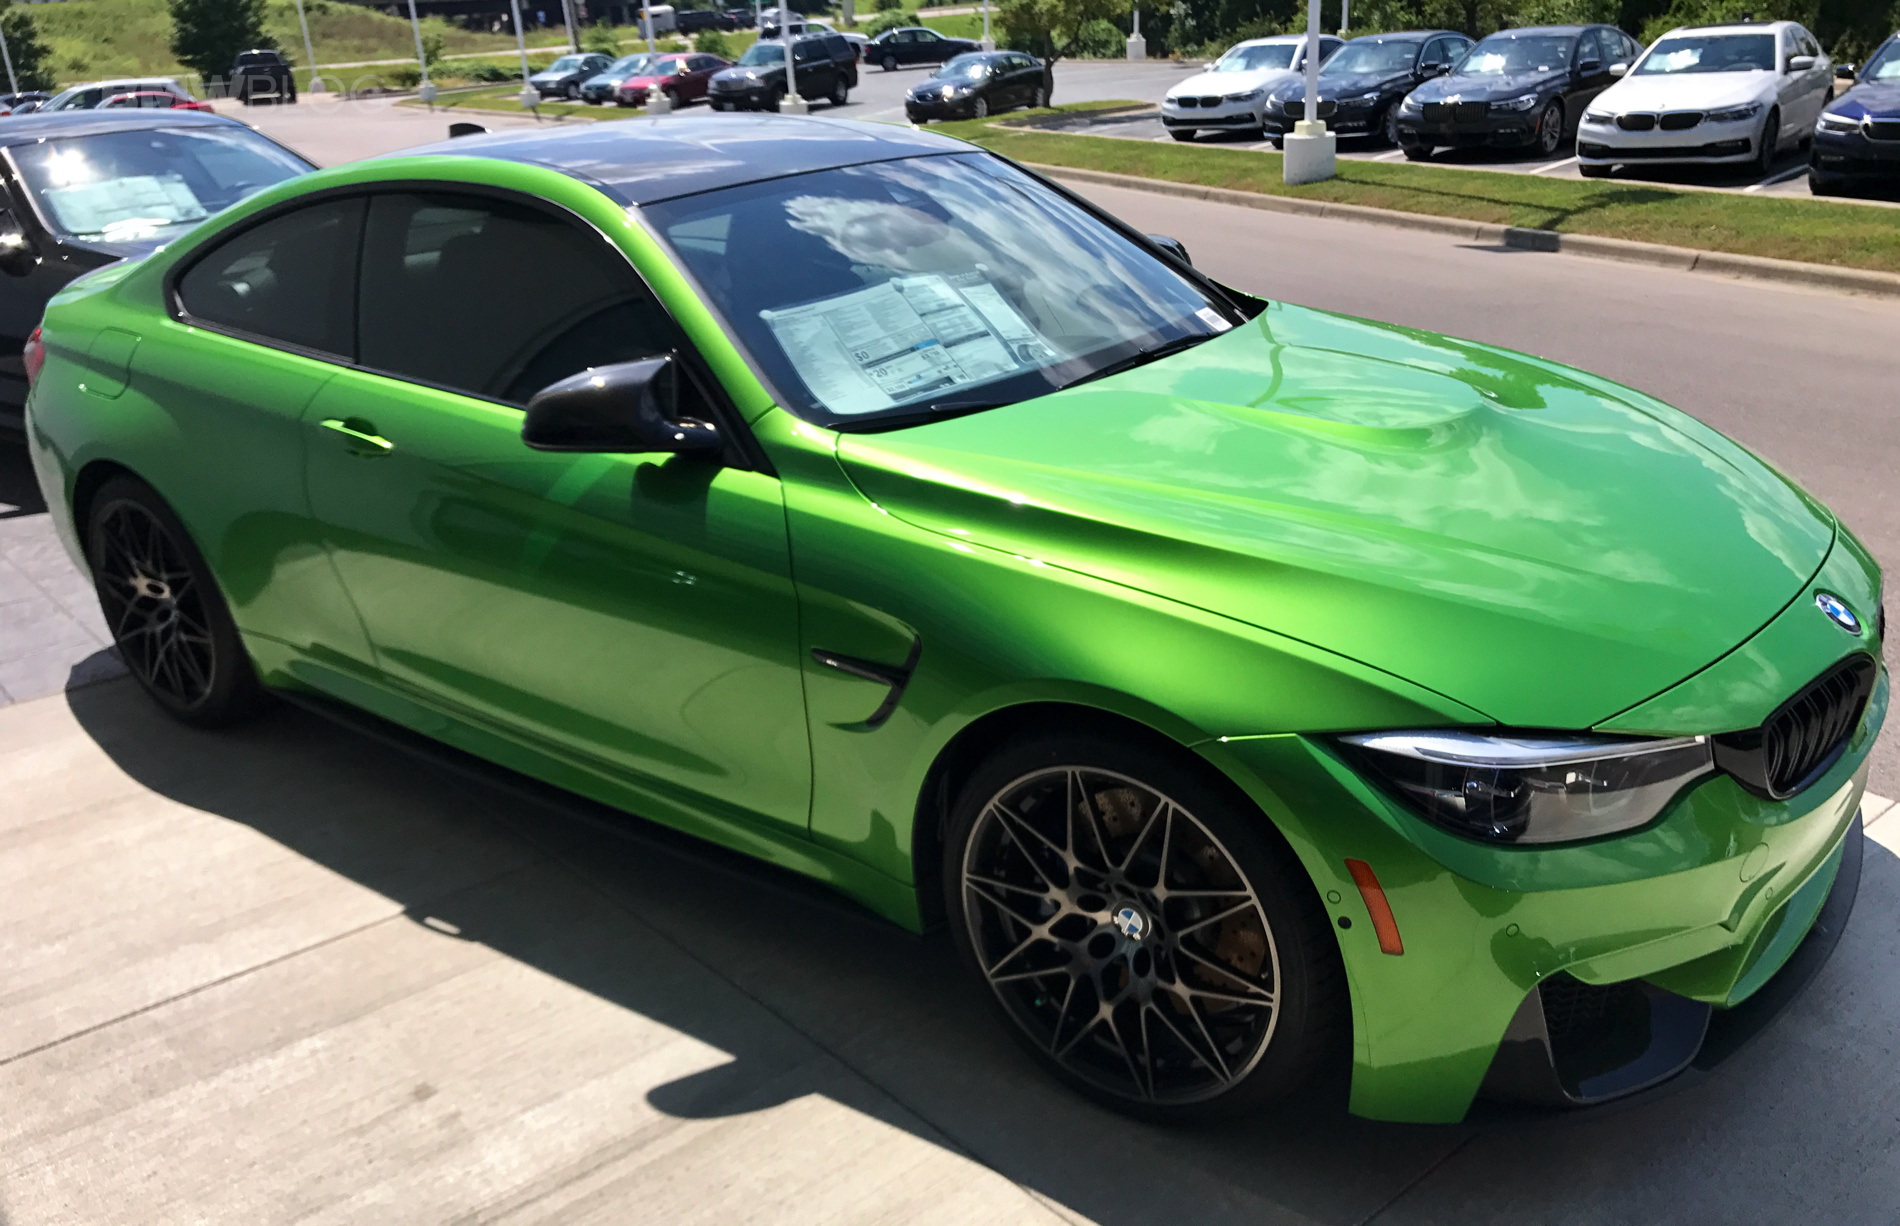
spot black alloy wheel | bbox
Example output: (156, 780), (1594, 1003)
(972, 95), (989, 119)
(1170, 128), (1196, 141)
(1535, 99), (1564, 156)
(86, 475), (266, 727)
(1381, 103), (1402, 147)
(1756, 107), (1781, 177)
(830, 76), (849, 105)
(946, 733), (1343, 1117)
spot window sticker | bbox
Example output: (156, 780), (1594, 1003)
(760, 274), (1057, 415)
(41, 173), (206, 239)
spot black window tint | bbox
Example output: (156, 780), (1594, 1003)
(357, 192), (675, 406)
(177, 196), (361, 357)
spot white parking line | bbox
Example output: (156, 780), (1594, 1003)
(1745, 165), (1809, 192)
(1530, 155), (1578, 175)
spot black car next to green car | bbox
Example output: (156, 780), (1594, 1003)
(708, 34), (858, 110)
(904, 51), (1051, 121)
(1396, 25), (1642, 159)
(1263, 31), (1471, 146)
(868, 26), (981, 72)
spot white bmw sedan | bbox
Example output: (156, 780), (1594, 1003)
(1162, 34), (1343, 141)
(1576, 21), (1832, 176)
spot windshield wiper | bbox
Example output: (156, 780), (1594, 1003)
(1063, 331), (1218, 391)
(832, 397), (1017, 433)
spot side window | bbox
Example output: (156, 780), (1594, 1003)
(1420, 37), (1449, 66)
(1577, 30), (1605, 64)
(1798, 29), (1820, 58)
(176, 196), (361, 357)
(356, 192), (677, 406)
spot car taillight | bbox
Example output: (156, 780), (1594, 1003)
(23, 326), (44, 387)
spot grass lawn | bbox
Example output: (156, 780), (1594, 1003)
(936, 106), (1900, 275)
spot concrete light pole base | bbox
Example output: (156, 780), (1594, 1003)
(1282, 119), (1336, 184)
(781, 95), (811, 114)
(979, 37), (995, 50)
(648, 91), (672, 115)
(1126, 34), (1147, 61)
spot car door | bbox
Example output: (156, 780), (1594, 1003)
(300, 188), (812, 836)
(1568, 30), (1614, 117)
(909, 29), (939, 65)
(1792, 27), (1830, 127)
(140, 197), (377, 671)
(1772, 29), (1807, 145)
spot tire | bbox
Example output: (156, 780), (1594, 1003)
(1534, 98), (1564, 156)
(1169, 128), (1195, 141)
(85, 475), (267, 728)
(1033, 86), (1049, 108)
(1400, 140), (1432, 160)
(709, 99), (725, 111)
(882, 54), (898, 72)
(830, 77), (848, 106)
(943, 730), (1345, 1120)
(1268, 136), (1284, 150)
(1380, 104), (1401, 147)
(1755, 107), (1780, 177)
(971, 96), (988, 119)
(1578, 161), (1611, 177)
(1809, 167), (1843, 195)
(767, 86), (783, 112)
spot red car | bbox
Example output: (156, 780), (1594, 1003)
(615, 53), (731, 107)
(101, 91), (214, 112)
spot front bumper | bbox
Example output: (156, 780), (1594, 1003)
(1204, 539), (1887, 1123)
(709, 85), (773, 109)
(1397, 109), (1540, 147)
(906, 94), (979, 121)
(1576, 117), (1759, 164)
(1161, 97), (1263, 129)
(1263, 103), (1383, 137)
(1810, 123), (1900, 179)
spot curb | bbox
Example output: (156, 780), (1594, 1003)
(1028, 162), (1900, 300)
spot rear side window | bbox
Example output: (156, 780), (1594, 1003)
(176, 196), (361, 357)
(356, 191), (675, 406)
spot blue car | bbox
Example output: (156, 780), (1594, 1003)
(1810, 32), (1900, 194)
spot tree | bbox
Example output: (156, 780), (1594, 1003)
(0, 7), (56, 94)
(999, 0), (1133, 62)
(169, 0), (277, 86)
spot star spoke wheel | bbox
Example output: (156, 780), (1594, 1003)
(959, 765), (1282, 1106)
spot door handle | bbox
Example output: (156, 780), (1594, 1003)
(320, 417), (393, 455)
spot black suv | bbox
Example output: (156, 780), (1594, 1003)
(708, 33), (858, 109)
(231, 49), (296, 105)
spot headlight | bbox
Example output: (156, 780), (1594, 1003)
(1266, 96), (1285, 114)
(1818, 110), (1860, 132)
(1490, 93), (1540, 113)
(1706, 102), (1763, 123)
(1583, 109), (1617, 125)
(1225, 89), (1263, 102)
(1400, 95), (1423, 113)
(1337, 730), (1713, 845)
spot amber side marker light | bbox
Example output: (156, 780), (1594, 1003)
(1344, 858), (1405, 955)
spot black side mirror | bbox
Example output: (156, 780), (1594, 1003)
(1576, 58), (1602, 75)
(1147, 234), (1191, 265)
(1420, 59), (1446, 75)
(1836, 64), (1857, 79)
(0, 225), (38, 278)
(521, 356), (721, 455)
(448, 121), (487, 137)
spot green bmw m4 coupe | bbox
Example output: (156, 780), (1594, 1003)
(25, 116), (1884, 1124)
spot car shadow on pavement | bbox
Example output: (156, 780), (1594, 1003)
(0, 440), (46, 517)
(60, 675), (1900, 1225)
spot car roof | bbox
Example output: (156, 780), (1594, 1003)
(1344, 30), (1456, 41)
(1230, 34), (1325, 45)
(1672, 21), (1800, 34)
(394, 114), (971, 206)
(1476, 24), (1589, 35)
(0, 109), (245, 145)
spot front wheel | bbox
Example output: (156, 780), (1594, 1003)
(971, 96), (988, 119)
(86, 475), (268, 727)
(1809, 167), (1843, 195)
(767, 86), (783, 112)
(1400, 139), (1432, 160)
(1755, 107), (1781, 176)
(1534, 98), (1564, 156)
(563, 82), (579, 100)
(1380, 104), (1401, 147)
(1169, 128), (1195, 141)
(945, 732), (1345, 1119)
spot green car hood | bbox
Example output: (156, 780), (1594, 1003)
(835, 303), (1834, 730)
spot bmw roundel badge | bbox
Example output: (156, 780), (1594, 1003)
(1111, 906), (1147, 941)
(1815, 591), (1861, 635)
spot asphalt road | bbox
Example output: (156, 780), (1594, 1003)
(1042, 106), (1900, 205)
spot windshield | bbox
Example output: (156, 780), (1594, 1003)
(935, 56), (993, 79)
(1863, 38), (1900, 79)
(609, 54), (654, 74)
(647, 154), (1238, 428)
(1324, 39), (1420, 76)
(737, 43), (784, 65)
(1635, 33), (1776, 74)
(1214, 42), (1297, 72)
(1457, 34), (1575, 74)
(12, 127), (310, 243)
(547, 55), (586, 72)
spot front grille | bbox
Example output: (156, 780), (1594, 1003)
(1197, 95), (1221, 106)
(1176, 96), (1199, 107)
(1316, 100), (1336, 119)
(1453, 100), (1486, 122)
(1715, 654), (1877, 800)
(1867, 119), (1900, 142)
(1658, 111), (1704, 131)
(1616, 112), (1657, 131)
(1422, 101), (1449, 120)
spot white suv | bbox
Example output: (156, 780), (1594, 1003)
(1576, 21), (1831, 176)
(1162, 35), (1342, 141)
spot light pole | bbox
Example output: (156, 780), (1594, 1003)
(291, 0), (322, 93)
(560, 0), (579, 51)
(642, 2), (654, 52)
(778, 0), (806, 113)
(979, 0), (992, 50)
(1339, 0), (1348, 35)
(1125, 4), (1144, 60)
(1282, 8), (1334, 183)
(0, 21), (18, 97)
(644, 2), (672, 113)
(510, 0), (539, 111)
(406, 0), (436, 105)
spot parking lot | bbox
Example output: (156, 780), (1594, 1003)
(5, 83), (1900, 1225)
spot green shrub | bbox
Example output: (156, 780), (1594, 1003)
(1070, 17), (1123, 56)
(694, 28), (734, 55)
(580, 20), (621, 53)
(387, 64), (420, 87)
(863, 9), (909, 34)
(470, 61), (517, 81)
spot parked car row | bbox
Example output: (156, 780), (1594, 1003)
(1173, 22), (1900, 196)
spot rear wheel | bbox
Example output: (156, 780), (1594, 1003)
(1535, 98), (1564, 156)
(882, 54), (898, 72)
(830, 77), (849, 106)
(945, 731), (1344, 1119)
(86, 475), (267, 728)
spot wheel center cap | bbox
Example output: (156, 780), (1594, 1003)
(130, 574), (172, 601)
(1110, 904), (1149, 942)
